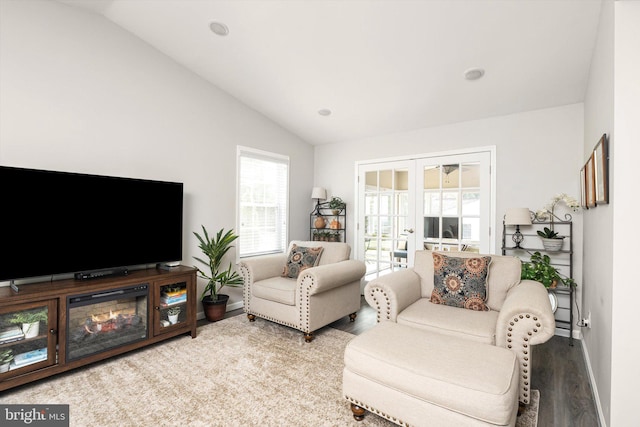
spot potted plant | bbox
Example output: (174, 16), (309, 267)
(167, 306), (181, 325)
(0, 349), (14, 373)
(193, 226), (244, 322)
(10, 309), (48, 339)
(329, 196), (346, 215)
(521, 251), (575, 289)
(537, 227), (564, 251)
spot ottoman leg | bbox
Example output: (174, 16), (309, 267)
(349, 312), (357, 322)
(247, 314), (256, 322)
(304, 332), (315, 342)
(350, 403), (366, 421)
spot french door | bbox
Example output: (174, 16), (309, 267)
(357, 150), (494, 282)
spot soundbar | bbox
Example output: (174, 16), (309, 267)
(74, 267), (129, 281)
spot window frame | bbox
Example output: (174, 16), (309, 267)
(236, 146), (290, 259)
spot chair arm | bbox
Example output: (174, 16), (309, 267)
(363, 269), (422, 322)
(298, 260), (366, 295)
(238, 253), (288, 285)
(496, 279), (556, 347)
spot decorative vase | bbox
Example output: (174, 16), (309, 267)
(330, 219), (341, 229)
(202, 294), (229, 322)
(168, 314), (179, 325)
(314, 216), (326, 229)
(541, 237), (563, 251)
(0, 363), (10, 373)
(22, 321), (40, 339)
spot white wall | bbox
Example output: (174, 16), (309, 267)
(315, 104), (584, 299)
(582, 0), (614, 423)
(0, 0), (315, 310)
(610, 2), (640, 425)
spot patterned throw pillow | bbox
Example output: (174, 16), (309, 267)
(430, 253), (492, 311)
(282, 244), (324, 278)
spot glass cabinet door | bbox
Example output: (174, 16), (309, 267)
(154, 278), (189, 335)
(0, 300), (57, 379)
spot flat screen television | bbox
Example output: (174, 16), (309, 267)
(0, 166), (183, 282)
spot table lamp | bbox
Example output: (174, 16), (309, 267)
(504, 208), (532, 248)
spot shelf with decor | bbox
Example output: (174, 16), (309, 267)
(310, 199), (346, 243)
(502, 213), (575, 345)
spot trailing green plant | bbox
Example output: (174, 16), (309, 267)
(521, 251), (575, 288)
(193, 226), (244, 302)
(0, 349), (14, 365)
(328, 196), (346, 211)
(537, 227), (563, 239)
(9, 309), (48, 325)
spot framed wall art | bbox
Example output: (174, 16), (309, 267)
(580, 165), (588, 209)
(593, 133), (609, 204)
(585, 153), (596, 208)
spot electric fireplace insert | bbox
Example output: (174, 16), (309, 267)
(66, 285), (149, 361)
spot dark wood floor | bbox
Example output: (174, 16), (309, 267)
(226, 298), (600, 426)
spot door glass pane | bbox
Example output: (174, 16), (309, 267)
(462, 217), (480, 241)
(424, 192), (440, 215)
(379, 170), (392, 190)
(442, 192), (458, 215)
(442, 217), (459, 239)
(442, 164), (459, 189)
(462, 191), (480, 215)
(461, 162), (480, 188)
(424, 166), (439, 189)
(365, 171), (377, 189)
(397, 193), (409, 216)
(379, 194), (392, 215)
(365, 194), (377, 215)
(395, 170), (409, 190)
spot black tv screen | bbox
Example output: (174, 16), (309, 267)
(0, 166), (183, 282)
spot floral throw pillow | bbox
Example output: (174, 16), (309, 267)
(282, 244), (324, 279)
(430, 253), (492, 311)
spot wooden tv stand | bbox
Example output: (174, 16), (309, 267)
(0, 266), (197, 392)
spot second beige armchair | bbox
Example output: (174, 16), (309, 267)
(239, 240), (365, 342)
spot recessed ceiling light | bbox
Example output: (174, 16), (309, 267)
(318, 109), (332, 116)
(209, 21), (229, 36)
(464, 68), (485, 81)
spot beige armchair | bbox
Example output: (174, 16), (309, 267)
(239, 241), (365, 342)
(364, 250), (556, 405)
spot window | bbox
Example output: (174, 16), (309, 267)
(237, 146), (289, 257)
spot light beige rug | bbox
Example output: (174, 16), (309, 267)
(1, 316), (538, 426)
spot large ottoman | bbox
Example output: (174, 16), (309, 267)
(343, 322), (519, 426)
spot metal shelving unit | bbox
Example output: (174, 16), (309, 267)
(502, 215), (575, 345)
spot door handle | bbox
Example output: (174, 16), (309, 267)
(404, 228), (415, 234)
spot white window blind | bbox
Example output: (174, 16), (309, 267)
(237, 147), (289, 257)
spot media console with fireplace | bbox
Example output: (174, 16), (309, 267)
(0, 266), (197, 392)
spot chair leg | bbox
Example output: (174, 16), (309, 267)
(350, 403), (366, 421)
(247, 314), (256, 322)
(304, 332), (314, 343)
(349, 312), (357, 322)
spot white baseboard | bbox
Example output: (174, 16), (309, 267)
(581, 338), (607, 427)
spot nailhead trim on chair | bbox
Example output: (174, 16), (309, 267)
(504, 312), (543, 405)
(239, 263), (252, 314)
(367, 288), (391, 322)
(344, 395), (409, 426)
(299, 273), (315, 333)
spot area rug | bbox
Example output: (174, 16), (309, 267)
(1, 316), (538, 426)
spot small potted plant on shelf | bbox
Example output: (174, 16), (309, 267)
(521, 251), (575, 289)
(193, 226), (244, 322)
(0, 349), (14, 373)
(10, 309), (48, 339)
(329, 196), (346, 215)
(537, 227), (565, 251)
(167, 306), (181, 325)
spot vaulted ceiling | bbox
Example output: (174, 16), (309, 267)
(58, 0), (603, 145)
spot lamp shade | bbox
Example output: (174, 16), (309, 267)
(311, 187), (327, 200)
(504, 208), (532, 225)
